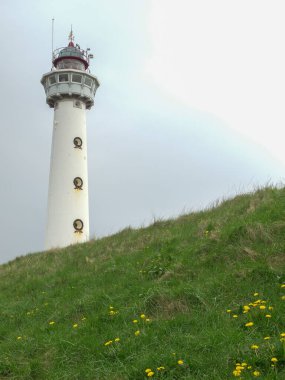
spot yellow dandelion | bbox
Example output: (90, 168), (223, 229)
(49, 321), (55, 325)
(281, 295), (285, 300)
(114, 337), (120, 342)
(265, 314), (271, 318)
(254, 292), (259, 296)
(253, 370), (261, 377)
(264, 336), (270, 340)
(232, 370), (241, 377)
(73, 323), (78, 328)
(245, 322), (254, 327)
(268, 306), (273, 310)
(17, 336), (22, 340)
(281, 284), (285, 288)
(140, 314), (146, 319)
(104, 340), (113, 346)
(243, 305), (250, 311)
(109, 306), (114, 309)
(235, 365), (244, 371)
(259, 305), (266, 310)
(248, 366), (252, 369)
(133, 319), (138, 323)
(177, 359), (184, 365)
(241, 362), (247, 367)
(147, 372), (154, 377)
(271, 357), (278, 363)
(233, 314), (238, 318)
(81, 317), (86, 321)
(251, 344), (259, 350)
(134, 330), (140, 336)
(157, 366), (165, 370)
(226, 309), (232, 313)
(145, 369), (152, 373)
(146, 318), (151, 322)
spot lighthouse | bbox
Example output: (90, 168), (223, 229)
(41, 30), (99, 250)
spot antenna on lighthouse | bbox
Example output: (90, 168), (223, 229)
(51, 18), (55, 61)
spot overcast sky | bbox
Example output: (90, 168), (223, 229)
(1, 0), (285, 264)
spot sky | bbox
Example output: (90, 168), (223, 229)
(1, 0), (285, 264)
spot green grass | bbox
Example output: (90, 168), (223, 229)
(1, 186), (285, 379)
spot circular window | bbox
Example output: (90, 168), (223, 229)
(73, 219), (84, 232)
(73, 177), (83, 189)
(73, 137), (82, 148)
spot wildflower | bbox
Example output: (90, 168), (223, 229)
(253, 370), (261, 377)
(81, 317), (86, 321)
(145, 369), (152, 373)
(147, 372), (154, 377)
(17, 336), (22, 340)
(49, 321), (55, 325)
(232, 369), (241, 377)
(135, 330), (140, 336)
(114, 338), (120, 342)
(140, 314), (146, 319)
(233, 314), (238, 318)
(109, 310), (116, 315)
(146, 318), (151, 322)
(264, 336), (270, 340)
(271, 357), (278, 363)
(259, 305), (266, 310)
(73, 323), (78, 328)
(157, 366), (165, 370)
(104, 340), (112, 346)
(281, 284), (285, 288)
(251, 344), (259, 350)
(243, 305), (250, 311)
(226, 309), (232, 313)
(133, 319), (138, 323)
(254, 292), (259, 296)
(281, 295), (285, 300)
(268, 306), (273, 310)
(245, 322), (254, 327)
(109, 306), (114, 309)
(177, 360), (184, 365)
(280, 333), (285, 337)
(265, 314), (271, 318)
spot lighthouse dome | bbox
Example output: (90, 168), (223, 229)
(53, 42), (89, 71)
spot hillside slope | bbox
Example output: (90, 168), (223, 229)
(1, 186), (285, 379)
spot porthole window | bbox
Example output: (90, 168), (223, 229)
(73, 137), (82, 149)
(85, 77), (92, 87)
(73, 177), (83, 190)
(58, 73), (69, 82)
(73, 219), (84, 232)
(72, 74), (82, 83)
(49, 75), (56, 85)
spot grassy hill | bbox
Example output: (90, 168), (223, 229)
(1, 186), (285, 380)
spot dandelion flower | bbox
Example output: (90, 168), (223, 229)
(73, 323), (78, 328)
(135, 330), (140, 336)
(133, 319), (138, 323)
(265, 314), (271, 318)
(243, 305), (250, 311)
(280, 333), (285, 337)
(254, 292), (259, 296)
(271, 358), (278, 363)
(259, 305), (266, 310)
(104, 340), (113, 346)
(81, 317), (86, 321)
(281, 284), (285, 288)
(245, 322), (254, 327)
(49, 321), (55, 325)
(147, 372), (154, 377)
(251, 344), (259, 350)
(264, 336), (270, 340)
(268, 306), (273, 310)
(226, 309), (232, 313)
(140, 314), (146, 319)
(17, 336), (22, 340)
(115, 337), (120, 342)
(281, 295), (285, 300)
(232, 370), (241, 377)
(233, 314), (238, 318)
(253, 370), (261, 377)
(146, 318), (151, 322)
(177, 360), (184, 365)
(145, 369), (152, 373)
(157, 366), (165, 370)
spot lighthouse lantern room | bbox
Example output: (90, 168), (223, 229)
(41, 30), (99, 250)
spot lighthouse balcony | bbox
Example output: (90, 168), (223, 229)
(41, 70), (100, 109)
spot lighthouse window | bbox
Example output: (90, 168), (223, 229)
(85, 77), (92, 87)
(72, 74), (82, 83)
(73, 219), (84, 232)
(73, 137), (83, 148)
(73, 177), (83, 190)
(49, 75), (56, 85)
(58, 73), (69, 82)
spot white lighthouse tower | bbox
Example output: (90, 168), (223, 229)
(41, 30), (99, 250)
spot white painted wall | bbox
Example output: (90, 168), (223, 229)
(45, 99), (89, 249)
